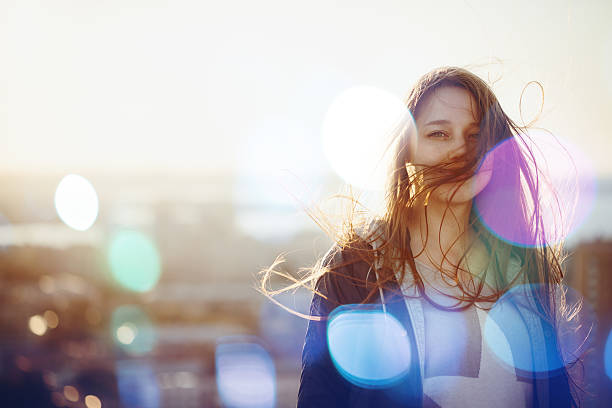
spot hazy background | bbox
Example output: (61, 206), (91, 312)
(1, 1), (611, 407)
(2, 0), (612, 176)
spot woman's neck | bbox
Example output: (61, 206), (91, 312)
(408, 196), (474, 273)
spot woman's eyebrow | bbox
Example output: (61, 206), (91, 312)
(424, 119), (451, 126)
(424, 119), (479, 127)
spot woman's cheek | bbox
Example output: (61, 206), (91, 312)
(432, 174), (488, 204)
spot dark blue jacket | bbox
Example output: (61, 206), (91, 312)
(297, 246), (578, 408)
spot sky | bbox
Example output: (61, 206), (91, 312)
(1, 0), (611, 178)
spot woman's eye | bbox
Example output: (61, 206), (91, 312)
(428, 131), (448, 139)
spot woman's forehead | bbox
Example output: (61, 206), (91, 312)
(416, 86), (480, 125)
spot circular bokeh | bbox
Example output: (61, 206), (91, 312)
(111, 305), (157, 355)
(605, 329), (612, 381)
(108, 230), (161, 292)
(484, 283), (596, 378)
(322, 85), (411, 190)
(54, 174), (99, 231)
(327, 305), (412, 389)
(474, 130), (597, 247)
(215, 337), (276, 408)
(116, 360), (160, 408)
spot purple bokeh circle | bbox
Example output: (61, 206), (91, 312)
(474, 130), (597, 247)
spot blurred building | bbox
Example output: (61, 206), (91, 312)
(0, 172), (330, 407)
(566, 240), (612, 407)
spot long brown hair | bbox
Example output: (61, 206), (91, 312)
(374, 66), (563, 309)
(262, 67), (564, 308)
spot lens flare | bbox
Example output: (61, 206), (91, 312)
(54, 174), (99, 231)
(322, 86), (411, 190)
(605, 329), (612, 381)
(116, 324), (137, 345)
(63, 385), (79, 402)
(484, 284), (596, 378)
(111, 305), (156, 355)
(108, 230), (161, 292)
(116, 360), (160, 408)
(84, 394), (102, 408)
(327, 305), (412, 388)
(474, 130), (597, 247)
(215, 337), (276, 408)
(29, 314), (48, 336)
(43, 310), (59, 329)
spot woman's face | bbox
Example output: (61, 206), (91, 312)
(409, 86), (492, 204)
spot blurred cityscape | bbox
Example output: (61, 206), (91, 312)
(1, 172), (611, 407)
(0, 171), (335, 408)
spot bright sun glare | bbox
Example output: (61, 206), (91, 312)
(322, 86), (408, 190)
(54, 174), (99, 231)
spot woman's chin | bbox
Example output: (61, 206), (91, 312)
(432, 170), (492, 205)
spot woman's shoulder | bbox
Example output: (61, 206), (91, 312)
(316, 239), (377, 306)
(321, 216), (385, 265)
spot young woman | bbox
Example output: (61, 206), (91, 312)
(262, 67), (583, 407)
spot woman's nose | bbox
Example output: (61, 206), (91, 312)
(448, 138), (468, 159)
